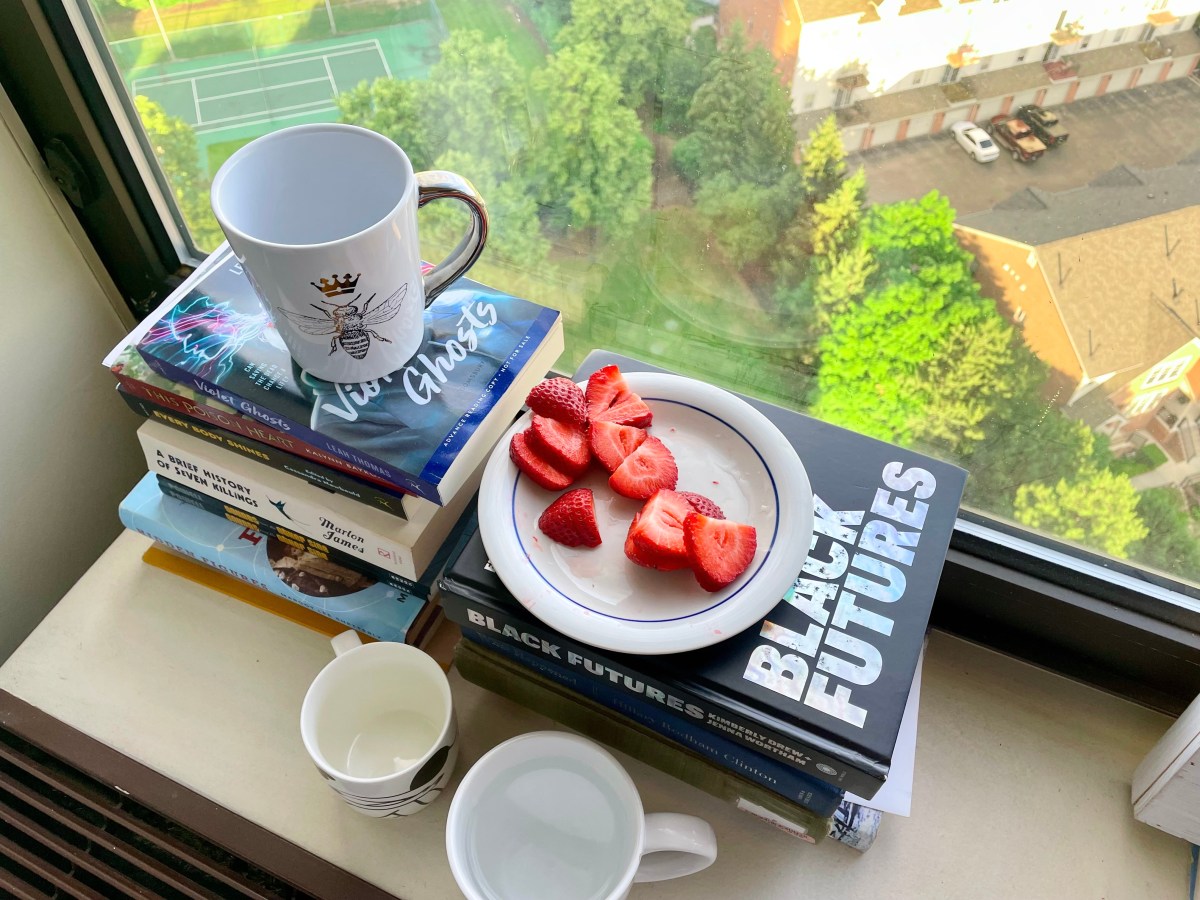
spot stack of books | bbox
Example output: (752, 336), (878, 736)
(438, 351), (966, 848)
(104, 244), (564, 649)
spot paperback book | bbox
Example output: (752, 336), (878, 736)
(119, 473), (459, 644)
(137, 418), (483, 583)
(131, 244), (564, 505)
(439, 350), (966, 799)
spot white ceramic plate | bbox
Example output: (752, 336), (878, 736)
(477, 372), (813, 655)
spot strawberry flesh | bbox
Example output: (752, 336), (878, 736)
(626, 490), (693, 571)
(510, 430), (576, 491)
(592, 397), (653, 428)
(609, 436), (678, 500)
(588, 421), (648, 473)
(529, 415), (590, 475)
(585, 365), (634, 421)
(538, 489), (602, 548)
(526, 377), (588, 429)
(683, 512), (757, 592)
(679, 491), (725, 520)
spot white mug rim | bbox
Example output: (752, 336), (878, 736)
(210, 122), (417, 253)
(446, 731), (646, 900)
(299, 641), (453, 786)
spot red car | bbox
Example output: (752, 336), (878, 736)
(987, 115), (1047, 162)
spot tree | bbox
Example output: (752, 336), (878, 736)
(528, 44), (653, 234)
(134, 96), (222, 251)
(695, 174), (793, 268)
(1130, 488), (1200, 582)
(557, 0), (690, 104)
(1014, 467), (1148, 559)
(336, 78), (433, 169)
(656, 25), (718, 132)
(420, 31), (530, 179)
(672, 27), (795, 188)
(799, 115), (848, 206)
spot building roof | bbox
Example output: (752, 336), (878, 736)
(959, 163), (1200, 379)
(797, 1), (875, 22)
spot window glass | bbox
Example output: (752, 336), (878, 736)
(82, 0), (1200, 593)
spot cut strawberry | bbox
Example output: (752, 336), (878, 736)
(510, 430), (576, 491)
(529, 415), (590, 475)
(626, 490), (693, 571)
(588, 421), (648, 473)
(679, 491), (725, 520)
(526, 377), (588, 429)
(609, 436), (678, 500)
(683, 512), (757, 592)
(625, 530), (664, 569)
(585, 365), (653, 427)
(538, 489), (602, 548)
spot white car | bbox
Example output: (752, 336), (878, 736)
(950, 121), (999, 162)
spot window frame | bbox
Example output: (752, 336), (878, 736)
(7, 0), (1200, 716)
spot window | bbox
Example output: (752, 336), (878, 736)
(1143, 358), (1191, 389)
(7, 0), (1200, 710)
(1112, 28), (1125, 44)
(1128, 389), (1169, 417)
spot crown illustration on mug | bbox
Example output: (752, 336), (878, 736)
(311, 273), (361, 297)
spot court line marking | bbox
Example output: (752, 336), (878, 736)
(196, 76), (332, 105)
(132, 40), (380, 87)
(191, 78), (201, 125)
(193, 98), (338, 129)
(322, 55), (338, 94)
(372, 38), (393, 79)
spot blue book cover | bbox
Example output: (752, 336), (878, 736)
(120, 472), (448, 643)
(462, 629), (843, 817)
(135, 245), (563, 504)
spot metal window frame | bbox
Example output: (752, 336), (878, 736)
(3, 0), (1198, 715)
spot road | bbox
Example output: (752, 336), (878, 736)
(850, 78), (1200, 216)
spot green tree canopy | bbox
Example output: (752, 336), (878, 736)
(336, 77), (433, 168)
(135, 96), (222, 251)
(694, 174), (792, 268)
(1130, 487), (1200, 582)
(799, 115), (848, 206)
(528, 44), (653, 234)
(1014, 467), (1148, 558)
(656, 25), (718, 131)
(557, 0), (690, 104)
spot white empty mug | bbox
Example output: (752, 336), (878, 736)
(300, 631), (457, 817)
(211, 123), (488, 383)
(446, 731), (717, 899)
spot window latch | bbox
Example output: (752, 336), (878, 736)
(42, 137), (96, 208)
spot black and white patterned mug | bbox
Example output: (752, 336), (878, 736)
(300, 631), (457, 817)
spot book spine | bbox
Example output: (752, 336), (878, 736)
(114, 371), (414, 503)
(438, 586), (883, 797)
(118, 387), (412, 521)
(452, 639), (830, 844)
(134, 352), (443, 504)
(156, 475), (425, 595)
(462, 629), (842, 818)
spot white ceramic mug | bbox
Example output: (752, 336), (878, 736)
(446, 731), (717, 899)
(300, 631), (457, 817)
(211, 123), (488, 383)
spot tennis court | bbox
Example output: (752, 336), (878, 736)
(131, 40), (392, 134)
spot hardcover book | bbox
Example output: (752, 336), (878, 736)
(455, 637), (880, 850)
(131, 243), (564, 505)
(137, 418), (483, 583)
(119, 473), (455, 644)
(438, 351), (966, 799)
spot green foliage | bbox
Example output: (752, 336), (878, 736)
(529, 44), (653, 234)
(676, 27), (795, 188)
(1014, 467), (1149, 559)
(557, 0), (690, 103)
(336, 78), (433, 168)
(135, 96), (222, 251)
(695, 174), (793, 268)
(800, 115), (848, 206)
(656, 26), (718, 132)
(1109, 442), (1169, 477)
(520, 0), (573, 42)
(1129, 488), (1200, 582)
(421, 30), (531, 179)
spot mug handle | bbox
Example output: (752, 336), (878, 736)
(330, 630), (363, 657)
(632, 813), (717, 884)
(415, 170), (489, 305)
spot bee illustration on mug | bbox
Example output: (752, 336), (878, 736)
(279, 273), (406, 360)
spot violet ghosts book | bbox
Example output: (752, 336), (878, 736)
(133, 244), (564, 505)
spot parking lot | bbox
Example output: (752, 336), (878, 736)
(852, 78), (1200, 216)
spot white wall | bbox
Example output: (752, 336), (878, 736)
(0, 94), (146, 661)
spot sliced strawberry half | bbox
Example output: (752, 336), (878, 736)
(529, 415), (590, 475)
(586, 365), (653, 427)
(509, 430), (576, 491)
(683, 512), (757, 592)
(625, 530), (664, 569)
(526, 377), (587, 429)
(626, 490), (693, 571)
(588, 421), (648, 473)
(679, 491), (725, 520)
(538, 489), (602, 548)
(609, 436), (678, 500)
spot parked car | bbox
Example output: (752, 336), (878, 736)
(1015, 104), (1069, 148)
(950, 120), (1000, 162)
(987, 115), (1047, 162)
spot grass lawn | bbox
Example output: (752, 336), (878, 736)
(435, 0), (547, 72)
